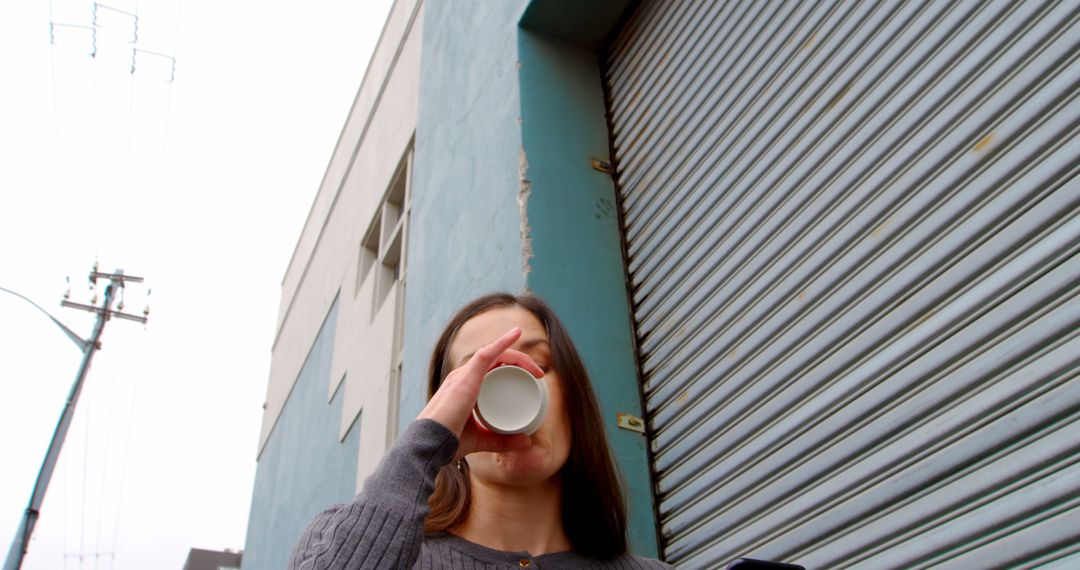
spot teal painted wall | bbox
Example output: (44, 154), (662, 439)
(517, 29), (660, 558)
(241, 299), (360, 570)
(400, 0), (531, 428)
(401, 0), (660, 558)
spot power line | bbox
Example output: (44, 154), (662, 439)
(147, 0), (183, 285)
(92, 4), (137, 46)
(3, 267), (149, 570)
(107, 328), (145, 570)
(92, 344), (121, 570)
(79, 368), (89, 570)
(48, 22), (96, 56)
(49, 1), (178, 261)
(123, 54), (136, 244)
(41, 0), (180, 564)
(131, 48), (176, 81)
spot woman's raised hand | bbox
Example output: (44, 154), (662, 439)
(418, 327), (545, 459)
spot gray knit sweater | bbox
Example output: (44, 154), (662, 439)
(288, 419), (672, 569)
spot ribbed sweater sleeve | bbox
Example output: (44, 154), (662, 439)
(288, 419), (458, 570)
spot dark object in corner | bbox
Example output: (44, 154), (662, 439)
(726, 558), (806, 570)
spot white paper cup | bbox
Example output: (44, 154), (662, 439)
(473, 365), (549, 435)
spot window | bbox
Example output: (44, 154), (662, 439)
(356, 145), (412, 318)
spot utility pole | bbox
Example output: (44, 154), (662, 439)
(3, 266), (148, 570)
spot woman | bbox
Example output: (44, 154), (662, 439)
(289, 293), (671, 569)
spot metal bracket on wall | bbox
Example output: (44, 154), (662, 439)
(591, 158), (614, 174)
(617, 412), (645, 434)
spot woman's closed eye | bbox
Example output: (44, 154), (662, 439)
(528, 356), (551, 374)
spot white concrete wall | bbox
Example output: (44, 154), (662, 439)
(257, 0), (423, 491)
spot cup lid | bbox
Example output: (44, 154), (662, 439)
(475, 365), (548, 435)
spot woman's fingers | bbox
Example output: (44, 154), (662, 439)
(465, 327), (522, 378)
(486, 348), (545, 379)
(419, 327), (532, 440)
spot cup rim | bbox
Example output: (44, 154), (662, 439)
(475, 365), (547, 434)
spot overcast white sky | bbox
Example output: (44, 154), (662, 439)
(0, 0), (394, 567)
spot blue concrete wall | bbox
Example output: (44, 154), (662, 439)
(242, 299), (360, 570)
(400, 0), (531, 428)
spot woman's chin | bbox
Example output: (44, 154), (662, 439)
(476, 448), (558, 484)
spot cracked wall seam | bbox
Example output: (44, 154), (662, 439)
(518, 144), (533, 281)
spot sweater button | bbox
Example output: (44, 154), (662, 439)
(519, 560), (531, 568)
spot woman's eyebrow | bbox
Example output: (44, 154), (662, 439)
(456, 337), (550, 367)
(519, 338), (550, 352)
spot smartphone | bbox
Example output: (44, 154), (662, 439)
(725, 558), (806, 570)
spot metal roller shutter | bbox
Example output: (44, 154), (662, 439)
(603, 0), (1080, 567)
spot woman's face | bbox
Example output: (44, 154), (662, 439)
(448, 306), (572, 486)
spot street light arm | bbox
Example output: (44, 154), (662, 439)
(0, 286), (89, 351)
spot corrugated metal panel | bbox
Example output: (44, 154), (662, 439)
(603, 0), (1080, 567)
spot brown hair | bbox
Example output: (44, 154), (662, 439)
(424, 292), (629, 559)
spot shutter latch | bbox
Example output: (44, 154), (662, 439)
(617, 413), (645, 434)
